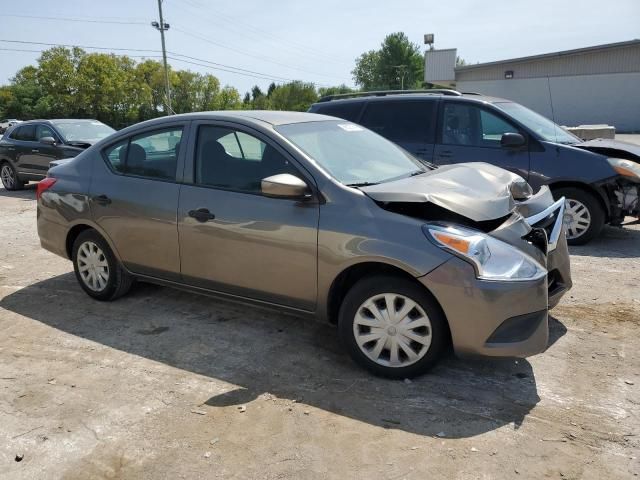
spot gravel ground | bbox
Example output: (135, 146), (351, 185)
(0, 184), (638, 479)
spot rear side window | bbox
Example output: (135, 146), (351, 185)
(11, 125), (36, 141)
(360, 101), (436, 143)
(313, 102), (363, 122)
(103, 128), (182, 181)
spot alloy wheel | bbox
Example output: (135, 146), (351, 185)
(353, 293), (432, 368)
(563, 198), (592, 240)
(1, 165), (15, 189)
(77, 241), (110, 292)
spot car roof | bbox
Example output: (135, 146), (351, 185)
(121, 111), (338, 131)
(311, 92), (511, 107)
(12, 119), (103, 126)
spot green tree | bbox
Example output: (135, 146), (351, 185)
(214, 86), (242, 110)
(36, 46), (84, 116)
(352, 33), (424, 90)
(318, 84), (356, 99)
(0, 66), (43, 119)
(269, 81), (318, 111)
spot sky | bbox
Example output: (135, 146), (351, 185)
(0, 0), (638, 94)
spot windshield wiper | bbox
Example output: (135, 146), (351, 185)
(346, 181), (379, 187)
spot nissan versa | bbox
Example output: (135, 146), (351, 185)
(37, 111), (572, 378)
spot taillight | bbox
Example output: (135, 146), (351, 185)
(36, 178), (57, 201)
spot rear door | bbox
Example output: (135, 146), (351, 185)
(359, 100), (437, 163)
(434, 101), (530, 179)
(90, 124), (187, 280)
(177, 121), (319, 310)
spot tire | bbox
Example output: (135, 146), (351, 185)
(338, 275), (448, 379)
(72, 230), (133, 301)
(1, 162), (25, 191)
(553, 187), (605, 245)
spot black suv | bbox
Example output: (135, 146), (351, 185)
(0, 119), (115, 190)
(309, 90), (640, 245)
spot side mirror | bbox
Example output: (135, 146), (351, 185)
(261, 174), (311, 199)
(501, 132), (526, 148)
(40, 136), (57, 145)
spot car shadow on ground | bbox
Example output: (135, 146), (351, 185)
(0, 183), (36, 199)
(569, 223), (640, 259)
(0, 273), (567, 440)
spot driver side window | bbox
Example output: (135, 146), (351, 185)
(441, 103), (519, 148)
(195, 125), (297, 193)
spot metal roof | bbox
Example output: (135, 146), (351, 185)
(455, 39), (640, 72)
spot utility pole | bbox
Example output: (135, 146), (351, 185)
(392, 65), (408, 90)
(152, 0), (172, 115)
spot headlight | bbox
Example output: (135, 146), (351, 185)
(510, 178), (533, 200)
(608, 158), (640, 182)
(423, 224), (547, 282)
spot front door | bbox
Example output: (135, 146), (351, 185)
(434, 102), (530, 179)
(90, 125), (185, 280)
(178, 123), (319, 311)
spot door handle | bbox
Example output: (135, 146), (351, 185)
(188, 208), (216, 222)
(93, 194), (112, 206)
(32, 149), (40, 153)
(438, 150), (453, 158)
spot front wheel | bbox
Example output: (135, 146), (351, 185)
(553, 187), (605, 245)
(338, 275), (448, 379)
(72, 230), (133, 301)
(1, 162), (25, 191)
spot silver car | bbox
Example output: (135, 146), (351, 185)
(37, 111), (572, 378)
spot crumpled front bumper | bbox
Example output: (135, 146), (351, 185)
(419, 257), (549, 357)
(418, 186), (572, 358)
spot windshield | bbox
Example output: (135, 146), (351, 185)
(54, 121), (115, 143)
(494, 102), (580, 145)
(275, 121), (425, 185)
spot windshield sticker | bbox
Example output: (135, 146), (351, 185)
(337, 123), (363, 132)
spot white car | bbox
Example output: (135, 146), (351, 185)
(0, 119), (22, 134)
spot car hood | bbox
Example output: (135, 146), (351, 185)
(360, 162), (520, 222)
(574, 138), (640, 162)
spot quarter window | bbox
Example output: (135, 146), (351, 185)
(360, 101), (436, 143)
(195, 125), (297, 193)
(103, 128), (182, 180)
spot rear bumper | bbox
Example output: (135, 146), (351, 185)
(419, 257), (549, 358)
(37, 207), (69, 259)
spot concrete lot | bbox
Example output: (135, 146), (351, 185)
(0, 186), (639, 479)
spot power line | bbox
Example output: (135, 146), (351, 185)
(0, 46), (162, 59)
(0, 13), (147, 25)
(0, 39), (328, 85)
(172, 27), (343, 81)
(165, 0), (352, 66)
(0, 11), (350, 85)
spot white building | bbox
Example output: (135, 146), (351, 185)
(425, 40), (640, 132)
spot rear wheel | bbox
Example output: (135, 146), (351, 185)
(1, 162), (25, 191)
(338, 275), (448, 378)
(553, 187), (605, 245)
(72, 230), (133, 301)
